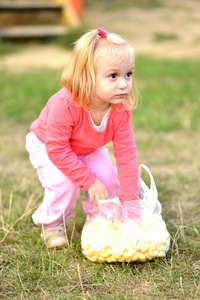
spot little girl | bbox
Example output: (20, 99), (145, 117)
(26, 28), (140, 248)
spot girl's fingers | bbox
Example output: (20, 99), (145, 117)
(100, 192), (107, 199)
(104, 191), (109, 199)
(95, 196), (98, 206)
(89, 193), (95, 203)
(90, 190), (109, 205)
(96, 192), (109, 205)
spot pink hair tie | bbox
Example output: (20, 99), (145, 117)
(97, 28), (107, 38)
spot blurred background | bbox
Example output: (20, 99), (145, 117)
(1, 0), (200, 65)
(0, 1), (200, 299)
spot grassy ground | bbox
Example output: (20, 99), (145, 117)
(0, 57), (200, 299)
(1, 1), (200, 299)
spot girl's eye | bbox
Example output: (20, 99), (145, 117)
(126, 72), (132, 78)
(109, 73), (117, 79)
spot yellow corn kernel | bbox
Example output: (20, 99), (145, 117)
(144, 253), (153, 260)
(112, 220), (122, 230)
(148, 250), (159, 258)
(134, 252), (147, 262)
(156, 250), (166, 258)
(123, 250), (134, 259)
(100, 252), (109, 258)
(140, 243), (150, 253)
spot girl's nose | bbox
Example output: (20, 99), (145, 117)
(118, 79), (127, 89)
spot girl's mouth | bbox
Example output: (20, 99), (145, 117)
(116, 94), (127, 97)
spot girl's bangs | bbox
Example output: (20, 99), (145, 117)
(95, 42), (134, 64)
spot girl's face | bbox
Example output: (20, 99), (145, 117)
(92, 44), (135, 110)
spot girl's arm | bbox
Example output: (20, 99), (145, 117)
(112, 110), (139, 202)
(45, 97), (96, 191)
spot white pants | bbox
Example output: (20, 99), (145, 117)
(26, 132), (120, 226)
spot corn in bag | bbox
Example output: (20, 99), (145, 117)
(81, 198), (170, 263)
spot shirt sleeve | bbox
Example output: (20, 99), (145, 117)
(112, 109), (139, 202)
(45, 97), (96, 191)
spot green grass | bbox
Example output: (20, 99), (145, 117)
(0, 54), (200, 298)
(1, 56), (200, 132)
(1, 178), (200, 299)
(0, 41), (22, 56)
(154, 32), (179, 42)
(0, 69), (61, 123)
(133, 56), (200, 132)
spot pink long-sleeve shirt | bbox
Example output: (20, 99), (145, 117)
(30, 87), (139, 202)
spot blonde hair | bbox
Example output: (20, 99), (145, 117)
(62, 29), (138, 111)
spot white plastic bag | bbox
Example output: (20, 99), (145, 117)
(81, 164), (170, 262)
(139, 164), (162, 215)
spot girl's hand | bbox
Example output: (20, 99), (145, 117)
(88, 178), (108, 205)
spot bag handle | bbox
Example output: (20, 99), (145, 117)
(139, 164), (158, 199)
